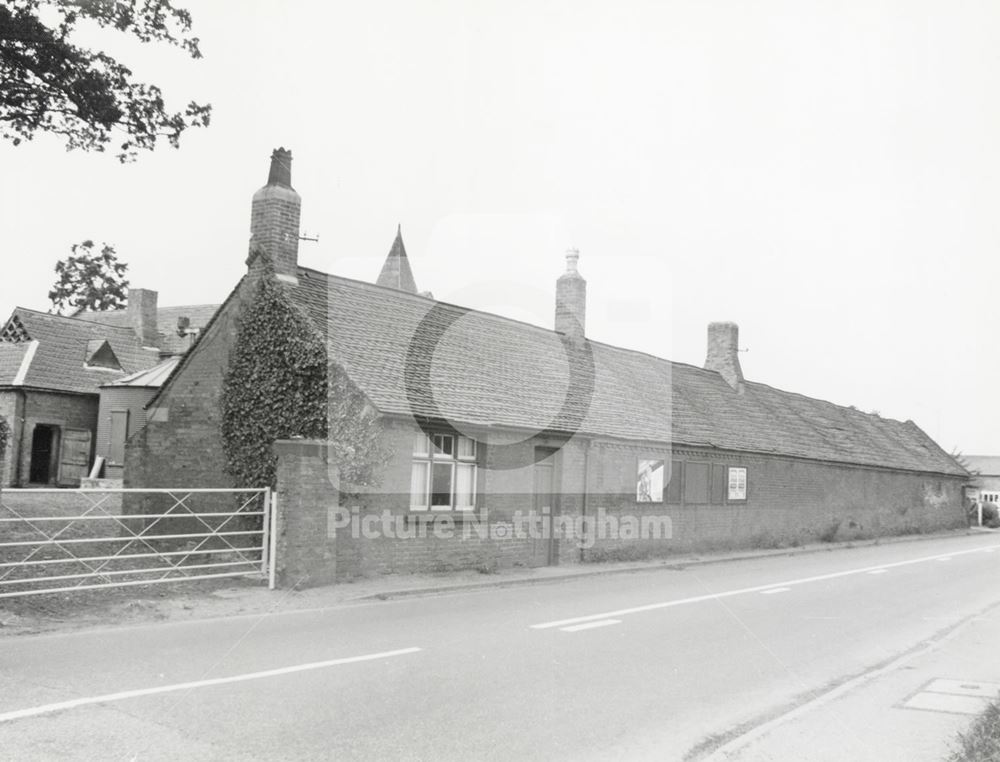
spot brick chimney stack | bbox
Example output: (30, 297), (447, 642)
(248, 147), (301, 285)
(554, 248), (586, 340)
(705, 322), (744, 393)
(127, 288), (158, 347)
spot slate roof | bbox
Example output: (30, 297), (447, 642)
(0, 343), (29, 383)
(0, 309), (161, 394)
(288, 266), (965, 477)
(966, 456), (1000, 477)
(75, 304), (218, 355)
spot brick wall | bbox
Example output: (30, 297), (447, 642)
(273, 439), (338, 587)
(0, 391), (21, 487)
(125, 282), (250, 492)
(577, 442), (966, 561)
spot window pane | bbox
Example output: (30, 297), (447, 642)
(457, 436), (476, 460)
(432, 434), (454, 457)
(410, 462), (428, 509)
(431, 462), (454, 508)
(413, 432), (429, 455)
(728, 467), (747, 501)
(684, 462), (710, 504)
(456, 463), (476, 509)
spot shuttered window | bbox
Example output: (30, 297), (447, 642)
(684, 462), (710, 504)
(666, 460), (683, 503)
(711, 464), (726, 503)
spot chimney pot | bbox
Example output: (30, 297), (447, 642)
(565, 248), (580, 273)
(705, 321), (744, 392)
(266, 148), (293, 188)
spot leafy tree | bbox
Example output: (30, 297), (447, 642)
(951, 449), (977, 476)
(0, 0), (211, 161)
(49, 240), (129, 313)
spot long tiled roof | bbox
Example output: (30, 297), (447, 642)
(75, 304), (218, 355)
(0, 309), (161, 394)
(966, 456), (1000, 477)
(290, 266), (965, 477)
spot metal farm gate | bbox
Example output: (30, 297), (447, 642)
(0, 488), (274, 599)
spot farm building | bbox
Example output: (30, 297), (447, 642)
(0, 294), (215, 487)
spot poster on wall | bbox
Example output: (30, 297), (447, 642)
(637, 459), (665, 502)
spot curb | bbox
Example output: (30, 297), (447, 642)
(355, 527), (988, 602)
(696, 597), (1000, 761)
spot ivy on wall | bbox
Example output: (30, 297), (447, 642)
(0, 415), (8, 466)
(220, 263), (329, 488)
(220, 258), (390, 490)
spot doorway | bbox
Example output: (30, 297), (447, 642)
(531, 447), (558, 567)
(28, 424), (61, 485)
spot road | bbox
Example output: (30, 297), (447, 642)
(1, 533), (999, 761)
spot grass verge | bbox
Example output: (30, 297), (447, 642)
(949, 700), (1000, 762)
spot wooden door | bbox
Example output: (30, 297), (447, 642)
(58, 429), (92, 486)
(531, 448), (558, 567)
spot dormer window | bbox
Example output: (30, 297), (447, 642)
(84, 339), (122, 371)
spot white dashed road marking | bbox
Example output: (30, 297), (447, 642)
(0, 647), (423, 724)
(760, 587), (791, 595)
(560, 619), (622, 632)
(868, 569), (888, 575)
(529, 542), (1000, 630)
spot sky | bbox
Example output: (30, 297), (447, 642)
(1, 0), (998, 454)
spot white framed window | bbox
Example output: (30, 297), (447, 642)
(411, 433), (477, 511)
(727, 467), (747, 501)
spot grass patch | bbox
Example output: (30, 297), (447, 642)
(949, 699), (1000, 762)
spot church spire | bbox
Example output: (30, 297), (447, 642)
(376, 224), (418, 294)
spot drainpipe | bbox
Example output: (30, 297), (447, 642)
(13, 389), (26, 487)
